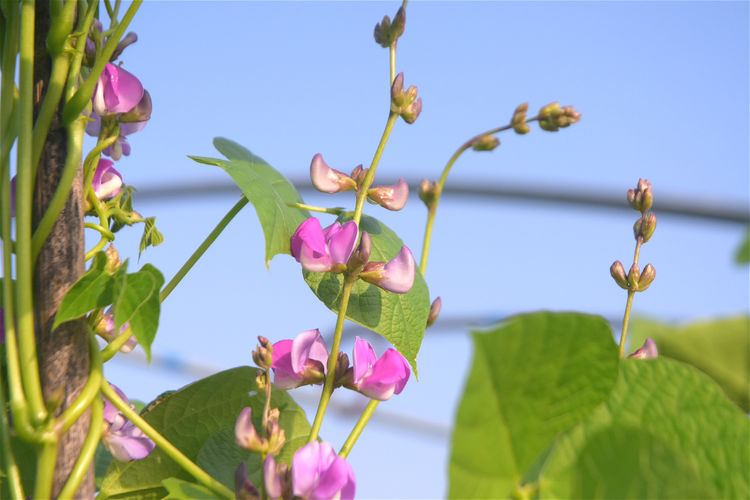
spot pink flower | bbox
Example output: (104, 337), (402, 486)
(310, 154), (357, 194)
(271, 329), (329, 389)
(291, 441), (355, 500)
(350, 337), (410, 400)
(367, 178), (409, 211)
(290, 218), (358, 273)
(93, 63), (144, 116)
(359, 245), (415, 294)
(628, 337), (658, 359)
(102, 384), (155, 461)
(92, 159), (123, 200)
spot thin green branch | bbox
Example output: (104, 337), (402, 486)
(101, 382), (234, 499)
(33, 439), (59, 500)
(618, 236), (644, 358)
(160, 196), (248, 303)
(57, 396), (102, 499)
(57, 332), (103, 434)
(285, 202), (343, 215)
(339, 399), (379, 458)
(100, 326), (134, 362)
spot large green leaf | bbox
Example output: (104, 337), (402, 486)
(629, 316), (750, 411)
(448, 312), (620, 499)
(189, 138), (309, 266)
(112, 264), (164, 361)
(162, 478), (216, 499)
(53, 252), (113, 328)
(537, 359), (750, 499)
(304, 214), (430, 375)
(99, 366), (310, 499)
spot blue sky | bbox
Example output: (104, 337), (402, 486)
(81, 2), (750, 498)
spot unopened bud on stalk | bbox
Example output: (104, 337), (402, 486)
(234, 462), (260, 500)
(426, 297), (442, 328)
(255, 370), (267, 391)
(265, 409), (286, 456)
(252, 336), (274, 370)
(391, 73), (422, 124)
(350, 164), (368, 187)
(628, 337), (658, 359)
(334, 352), (351, 387)
(538, 102), (581, 132)
(637, 264), (656, 291)
(511, 102), (531, 134)
(627, 178), (653, 213)
(633, 213), (657, 242)
(610, 261), (629, 289)
(627, 263), (641, 291)
(419, 179), (439, 209)
(104, 245), (121, 273)
(110, 32), (138, 61)
(374, 6), (406, 48)
(347, 232), (371, 272)
(119, 89), (152, 123)
(471, 134), (500, 152)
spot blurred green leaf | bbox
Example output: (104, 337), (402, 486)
(538, 359), (750, 499)
(162, 478), (216, 499)
(188, 138), (310, 267)
(53, 252), (113, 328)
(99, 366), (310, 499)
(735, 226), (750, 263)
(448, 312), (620, 499)
(139, 217), (164, 257)
(629, 316), (750, 411)
(112, 264), (164, 361)
(304, 214), (430, 375)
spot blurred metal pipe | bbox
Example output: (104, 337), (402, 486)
(133, 179), (749, 224)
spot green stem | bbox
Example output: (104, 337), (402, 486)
(338, 399), (379, 458)
(160, 197), (248, 303)
(34, 439), (60, 500)
(62, 0), (143, 124)
(308, 277), (356, 442)
(0, 342), (25, 499)
(618, 236), (644, 358)
(389, 44), (396, 84)
(352, 112), (399, 226)
(286, 202), (343, 215)
(64, 0), (98, 101)
(100, 326), (133, 362)
(57, 395), (102, 499)
(17, 0), (48, 424)
(84, 221), (115, 240)
(101, 382), (234, 499)
(418, 119), (538, 276)
(31, 116), (85, 264)
(57, 332), (102, 434)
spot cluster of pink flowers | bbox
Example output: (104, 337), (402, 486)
(270, 329), (410, 402)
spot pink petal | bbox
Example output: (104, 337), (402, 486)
(352, 337), (376, 384)
(271, 339), (302, 389)
(369, 178), (409, 211)
(92, 159), (123, 200)
(326, 220), (358, 265)
(291, 329), (328, 375)
(628, 337), (659, 359)
(264, 455), (283, 499)
(103, 429), (155, 461)
(310, 154), (355, 193)
(93, 63), (144, 116)
(291, 218), (332, 272)
(379, 246), (415, 294)
(234, 407), (257, 448)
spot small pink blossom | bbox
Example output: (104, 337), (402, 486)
(628, 337), (658, 359)
(360, 245), (415, 294)
(368, 178), (409, 211)
(102, 384), (155, 461)
(271, 329), (329, 389)
(290, 441), (355, 500)
(92, 159), (123, 200)
(350, 337), (410, 400)
(310, 154), (357, 194)
(290, 218), (358, 273)
(92, 63), (144, 116)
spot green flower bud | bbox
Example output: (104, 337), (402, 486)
(610, 261), (629, 289)
(637, 264), (655, 291)
(633, 212), (657, 242)
(471, 134), (500, 152)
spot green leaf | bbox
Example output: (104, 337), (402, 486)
(629, 316), (750, 412)
(139, 217), (165, 257)
(112, 264), (164, 361)
(538, 359), (750, 499)
(188, 137), (310, 266)
(162, 478), (217, 499)
(735, 226), (750, 263)
(95, 443), (113, 490)
(304, 214), (430, 375)
(99, 366), (310, 499)
(448, 312), (620, 499)
(53, 252), (113, 328)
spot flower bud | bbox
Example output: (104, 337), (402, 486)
(637, 263), (655, 291)
(401, 97), (422, 124)
(471, 134), (500, 152)
(391, 73), (422, 124)
(627, 178), (653, 213)
(350, 164), (368, 187)
(119, 89), (152, 123)
(511, 102), (530, 134)
(360, 246), (415, 294)
(538, 102), (581, 132)
(627, 263), (641, 291)
(252, 336), (274, 369)
(419, 179), (439, 209)
(235, 462), (260, 500)
(92, 159), (123, 200)
(92, 63), (144, 117)
(368, 178), (409, 211)
(633, 212), (657, 242)
(235, 407), (264, 452)
(610, 261), (629, 289)
(390, 72), (404, 100)
(110, 32), (138, 62)
(426, 297), (442, 328)
(309, 154), (357, 194)
(628, 337), (658, 359)
(334, 351), (351, 388)
(265, 409), (286, 456)
(347, 231), (371, 271)
(104, 245), (122, 273)
(255, 369), (267, 391)
(373, 7), (406, 48)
